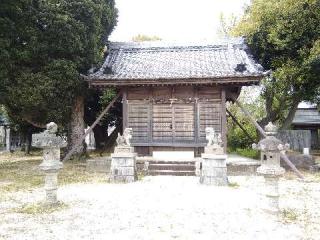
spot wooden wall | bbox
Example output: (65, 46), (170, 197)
(277, 130), (312, 151)
(123, 85), (226, 154)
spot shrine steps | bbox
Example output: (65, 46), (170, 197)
(146, 161), (196, 176)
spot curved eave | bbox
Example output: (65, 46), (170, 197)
(86, 75), (264, 88)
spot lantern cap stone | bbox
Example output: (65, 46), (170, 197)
(46, 122), (58, 134)
(265, 122), (278, 136)
(255, 136), (284, 152)
(253, 122), (289, 152)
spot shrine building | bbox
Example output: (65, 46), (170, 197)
(87, 38), (266, 157)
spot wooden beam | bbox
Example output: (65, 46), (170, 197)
(194, 86), (199, 145)
(226, 109), (255, 143)
(148, 87), (153, 144)
(221, 88), (227, 153)
(228, 92), (304, 180)
(122, 88), (128, 129)
(231, 96), (266, 138)
(88, 76), (262, 87)
(62, 91), (122, 162)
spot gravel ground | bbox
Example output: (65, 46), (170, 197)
(1, 175), (320, 240)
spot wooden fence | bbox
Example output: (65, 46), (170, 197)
(277, 130), (311, 152)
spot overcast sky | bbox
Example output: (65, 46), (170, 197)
(109, 0), (251, 42)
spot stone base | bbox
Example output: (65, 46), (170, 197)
(200, 154), (228, 186)
(44, 171), (59, 204)
(86, 157), (111, 173)
(262, 176), (281, 213)
(204, 145), (224, 155)
(114, 146), (134, 154)
(45, 188), (58, 204)
(263, 195), (280, 214)
(110, 151), (137, 183)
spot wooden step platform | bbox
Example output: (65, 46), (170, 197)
(145, 160), (196, 176)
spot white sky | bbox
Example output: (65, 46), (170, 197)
(109, 0), (251, 42)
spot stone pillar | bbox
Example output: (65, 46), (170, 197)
(200, 127), (228, 186)
(110, 128), (137, 183)
(32, 122), (66, 204)
(5, 127), (10, 152)
(85, 127), (96, 150)
(253, 122), (287, 213)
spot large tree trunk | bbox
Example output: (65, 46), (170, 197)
(25, 127), (32, 154)
(67, 95), (86, 158)
(280, 97), (300, 130)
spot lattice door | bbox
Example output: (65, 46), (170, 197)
(127, 102), (150, 143)
(152, 104), (173, 142)
(152, 104), (195, 144)
(172, 104), (195, 142)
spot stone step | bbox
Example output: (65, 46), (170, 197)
(148, 163), (195, 171)
(146, 160), (196, 176)
(145, 160), (196, 165)
(148, 170), (196, 176)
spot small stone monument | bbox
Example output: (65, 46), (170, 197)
(110, 128), (137, 183)
(32, 122), (67, 204)
(200, 127), (228, 185)
(253, 122), (288, 213)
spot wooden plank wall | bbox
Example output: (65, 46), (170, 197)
(124, 86), (224, 148)
(152, 104), (173, 142)
(127, 101), (150, 143)
(198, 87), (222, 143)
(277, 130), (312, 151)
(173, 104), (195, 142)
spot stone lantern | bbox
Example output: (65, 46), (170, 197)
(253, 122), (288, 213)
(32, 122), (67, 204)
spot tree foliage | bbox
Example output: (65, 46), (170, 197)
(232, 0), (320, 128)
(132, 34), (162, 42)
(227, 87), (265, 149)
(0, 0), (117, 129)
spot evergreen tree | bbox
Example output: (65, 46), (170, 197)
(0, 0), (118, 156)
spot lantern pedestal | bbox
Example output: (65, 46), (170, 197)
(257, 167), (285, 214)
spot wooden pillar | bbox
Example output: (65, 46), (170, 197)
(194, 86), (199, 157)
(221, 88), (227, 153)
(122, 88), (128, 130)
(311, 129), (319, 149)
(148, 87), (153, 151)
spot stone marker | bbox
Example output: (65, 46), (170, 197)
(5, 127), (10, 152)
(253, 122), (287, 213)
(200, 127), (228, 185)
(110, 128), (137, 183)
(32, 122), (67, 204)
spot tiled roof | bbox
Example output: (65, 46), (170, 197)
(88, 38), (265, 84)
(292, 107), (320, 126)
